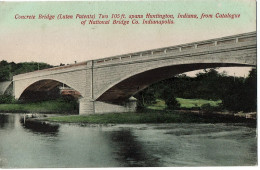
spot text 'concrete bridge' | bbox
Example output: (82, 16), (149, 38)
(13, 31), (256, 114)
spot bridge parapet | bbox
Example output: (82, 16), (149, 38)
(93, 31), (256, 67)
(13, 62), (88, 81)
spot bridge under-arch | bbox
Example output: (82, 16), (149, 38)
(12, 31), (256, 114)
(19, 79), (82, 101)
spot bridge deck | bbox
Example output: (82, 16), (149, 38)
(13, 31), (256, 78)
(93, 31), (256, 65)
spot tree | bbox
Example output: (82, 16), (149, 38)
(0, 60), (12, 81)
(221, 78), (245, 112)
(242, 68), (257, 112)
(134, 86), (156, 110)
(221, 68), (256, 112)
(161, 87), (180, 110)
(0, 60), (53, 82)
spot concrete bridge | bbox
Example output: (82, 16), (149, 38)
(12, 31), (256, 114)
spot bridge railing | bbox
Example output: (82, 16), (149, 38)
(93, 31), (256, 65)
(13, 61), (88, 79)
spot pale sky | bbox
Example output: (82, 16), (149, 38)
(0, 0), (256, 76)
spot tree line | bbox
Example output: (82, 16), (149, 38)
(0, 60), (52, 82)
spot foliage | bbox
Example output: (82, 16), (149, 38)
(170, 69), (225, 100)
(60, 96), (79, 111)
(0, 60), (52, 81)
(177, 98), (221, 109)
(47, 109), (253, 124)
(46, 111), (208, 124)
(0, 61), (12, 81)
(244, 68), (257, 111)
(0, 99), (78, 113)
(221, 68), (256, 112)
(0, 95), (16, 104)
(200, 103), (213, 111)
(134, 86), (156, 110)
(135, 68), (256, 112)
(147, 98), (221, 110)
(161, 87), (180, 110)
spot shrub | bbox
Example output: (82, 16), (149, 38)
(165, 97), (180, 110)
(200, 103), (223, 112)
(200, 103), (212, 111)
(0, 95), (16, 104)
(161, 87), (180, 110)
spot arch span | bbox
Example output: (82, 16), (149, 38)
(18, 79), (82, 101)
(96, 63), (253, 103)
(93, 34), (256, 103)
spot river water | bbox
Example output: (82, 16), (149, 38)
(0, 113), (257, 168)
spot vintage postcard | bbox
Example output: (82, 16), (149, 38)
(0, 0), (257, 168)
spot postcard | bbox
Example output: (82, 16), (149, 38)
(0, 0), (257, 168)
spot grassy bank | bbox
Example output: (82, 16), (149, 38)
(148, 98), (221, 110)
(46, 110), (253, 124)
(0, 98), (221, 113)
(0, 100), (77, 113)
(47, 111), (208, 124)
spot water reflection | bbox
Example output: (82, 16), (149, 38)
(109, 129), (160, 167)
(20, 118), (59, 135)
(0, 114), (15, 129)
(0, 114), (257, 168)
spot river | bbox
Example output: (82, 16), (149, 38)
(0, 113), (257, 168)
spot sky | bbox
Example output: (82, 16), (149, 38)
(0, 0), (256, 76)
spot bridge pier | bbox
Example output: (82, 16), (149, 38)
(79, 98), (95, 114)
(79, 97), (137, 115)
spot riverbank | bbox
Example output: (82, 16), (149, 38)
(0, 99), (256, 125)
(44, 110), (256, 125)
(0, 100), (78, 114)
(0, 97), (220, 113)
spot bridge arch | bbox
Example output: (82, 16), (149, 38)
(96, 62), (254, 103)
(93, 31), (256, 103)
(17, 78), (82, 101)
